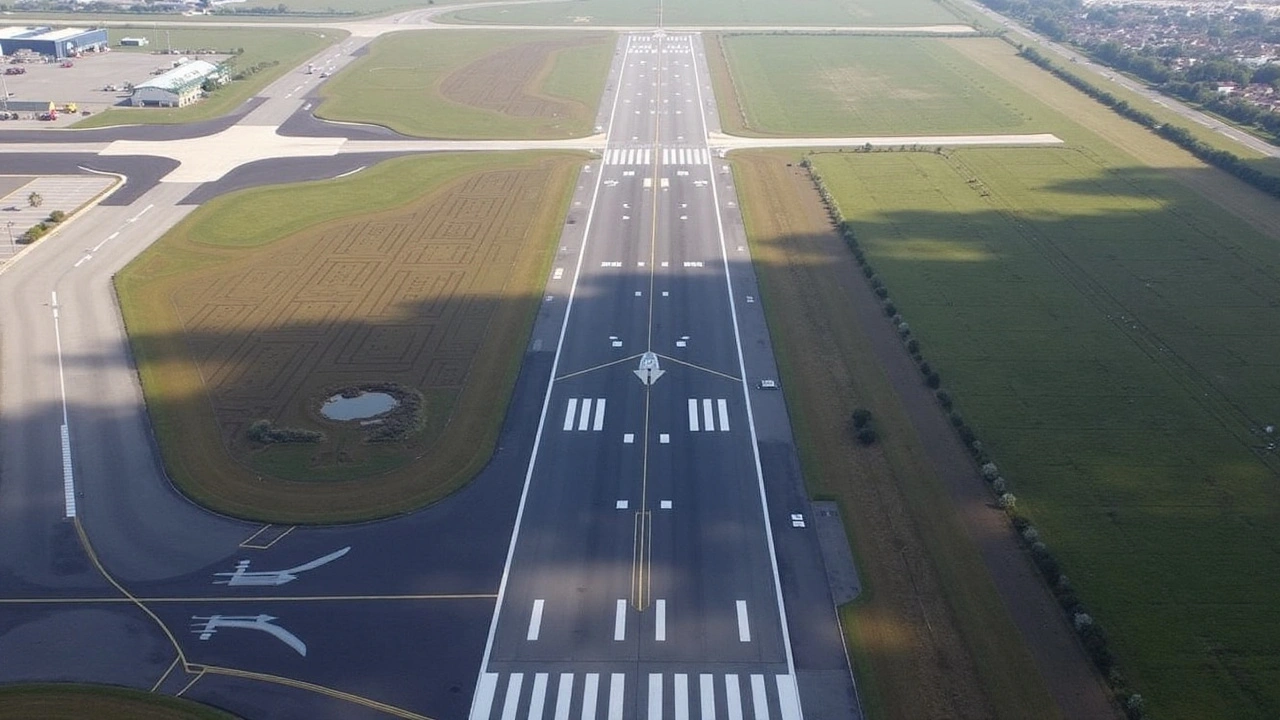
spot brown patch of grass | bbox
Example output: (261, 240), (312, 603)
(733, 149), (1065, 720)
(117, 153), (582, 523)
(440, 36), (600, 119)
(0, 684), (237, 720)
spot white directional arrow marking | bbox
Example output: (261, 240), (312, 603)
(213, 546), (351, 587)
(191, 614), (307, 656)
(634, 351), (665, 386)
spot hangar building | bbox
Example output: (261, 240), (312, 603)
(131, 60), (225, 107)
(0, 26), (109, 60)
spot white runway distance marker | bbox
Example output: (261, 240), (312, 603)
(527, 599), (545, 641)
(614, 599), (627, 641)
(737, 600), (751, 642)
(655, 598), (667, 641)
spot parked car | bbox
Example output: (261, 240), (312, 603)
(3, 67), (26, 75)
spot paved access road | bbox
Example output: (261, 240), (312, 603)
(464, 33), (858, 720)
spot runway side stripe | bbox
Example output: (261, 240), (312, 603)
(563, 398), (578, 431)
(501, 674), (523, 720)
(470, 673), (499, 720)
(61, 425), (75, 518)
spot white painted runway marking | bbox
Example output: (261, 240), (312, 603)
(718, 399), (730, 433)
(470, 673), (499, 720)
(578, 399), (593, 431)
(699, 674), (715, 720)
(563, 398), (578, 431)
(703, 399), (715, 433)
(655, 598), (666, 641)
(553, 268), (564, 280)
(777, 675), (802, 720)
(674, 675), (689, 720)
(608, 674), (625, 720)
(688, 399), (699, 432)
(752, 675), (771, 720)
(530, 674), (549, 720)
(593, 399), (607, 431)
(659, 433), (670, 444)
(555, 674), (574, 720)
(737, 600), (751, 642)
(614, 599), (627, 641)
(501, 673), (523, 720)
(726, 675), (744, 720)
(616, 500), (628, 510)
(527, 599), (544, 641)
(649, 673), (663, 720)
(660, 499), (673, 509)
(624, 433), (635, 444)
(582, 674), (600, 720)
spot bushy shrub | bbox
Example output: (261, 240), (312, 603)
(925, 371), (941, 389)
(856, 427), (878, 445)
(981, 462), (999, 480)
(247, 419), (323, 444)
(47, 210), (66, 224)
(850, 408), (872, 428)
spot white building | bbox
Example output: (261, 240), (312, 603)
(131, 59), (224, 108)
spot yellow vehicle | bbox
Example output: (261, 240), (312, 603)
(60, 103), (77, 113)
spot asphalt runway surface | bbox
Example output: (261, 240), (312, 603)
(0, 27), (858, 720)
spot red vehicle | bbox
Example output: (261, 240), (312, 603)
(60, 61), (74, 68)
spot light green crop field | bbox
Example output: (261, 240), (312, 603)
(315, 30), (612, 139)
(228, 0), (482, 14)
(810, 146), (1280, 720)
(73, 27), (339, 128)
(715, 35), (1032, 136)
(441, 0), (958, 26)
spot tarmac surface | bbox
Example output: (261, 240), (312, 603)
(0, 4), (1093, 718)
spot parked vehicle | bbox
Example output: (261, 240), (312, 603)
(59, 61), (74, 68)
(3, 67), (26, 75)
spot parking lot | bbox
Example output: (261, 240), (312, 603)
(2, 47), (228, 126)
(0, 174), (118, 262)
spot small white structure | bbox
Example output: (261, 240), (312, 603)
(131, 60), (224, 107)
(119, 36), (149, 47)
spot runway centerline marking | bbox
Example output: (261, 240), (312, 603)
(527, 599), (545, 641)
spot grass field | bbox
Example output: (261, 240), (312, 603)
(116, 152), (583, 523)
(315, 31), (612, 139)
(72, 27), (339, 128)
(713, 35), (1033, 137)
(733, 150), (1062, 720)
(0, 684), (237, 720)
(720, 32), (1280, 720)
(441, 0), (958, 26)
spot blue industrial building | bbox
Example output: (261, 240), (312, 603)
(0, 27), (109, 60)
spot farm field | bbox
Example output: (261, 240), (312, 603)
(807, 146), (1280, 720)
(0, 684), (236, 720)
(316, 31), (612, 139)
(711, 35), (1033, 137)
(732, 150), (1063, 720)
(228, 0), (482, 14)
(441, 0), (958, 26)
(116, 152), (583, 523)
(73, 28), (340, 128)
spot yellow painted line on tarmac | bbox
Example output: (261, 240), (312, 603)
(150, 655), (181, 692)
(0, 592), (497, 605)
(198, 664), (435, 720)
(174, 668), (205, 697)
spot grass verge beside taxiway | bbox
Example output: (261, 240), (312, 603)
(0, 684), (238, 720)
(116, 152), (584, 523)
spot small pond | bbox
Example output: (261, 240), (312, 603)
(320, 391), (399, 421)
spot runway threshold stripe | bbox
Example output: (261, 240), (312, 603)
(582, 674), (600, 720)
(470, 673), (499, 720)
(699, 674), (715, 720)
(655, 598), (666, 641)
(563, 398), (578, 431)
(751, 675), (770, 720)
(688, 398), (699, 431)
(648, 674), (663, 720)
(614, 598), (627, 641)
(593, 398), (607, 431)
(578, 398), (593, 431)
(726, 675), (744, 720)
(777, 675), (802, 720)
(674, 675), (689, 720)
(555, 674), (574, 720)
(501, 674), (523, 720)
(717, 399), (730, 432)
(527, 599), (544, 641)
(608, 674), (625, 720)
(530, 674), (549, 720)
(736, 600), (751, 642)
(702, 399), (714, 433)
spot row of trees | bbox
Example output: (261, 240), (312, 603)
(1019, 47), (1280, 199)
(804, 155), (1149, 720)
